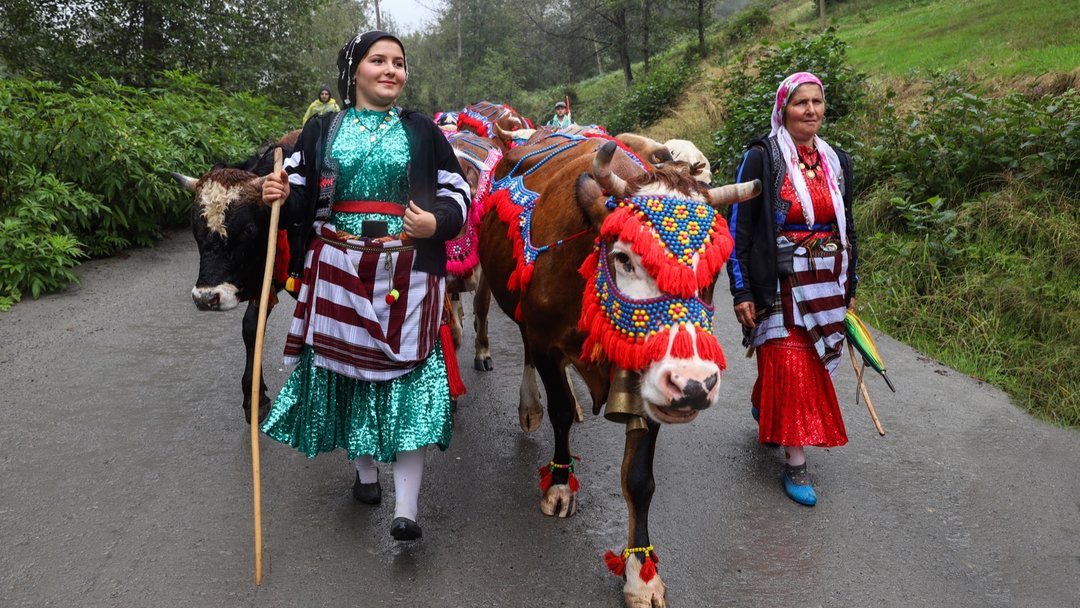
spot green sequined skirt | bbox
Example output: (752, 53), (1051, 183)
(261, 344), (453, 462)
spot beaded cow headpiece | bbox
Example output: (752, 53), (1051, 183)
(576, 141), (760, 371)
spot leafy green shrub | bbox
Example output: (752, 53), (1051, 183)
(0, 71), (291, 308)
(597, 63), (699, 135)
(725, 6), (772, 44)
(712, 31), (868, 180)
(876, 74), (1080, 205)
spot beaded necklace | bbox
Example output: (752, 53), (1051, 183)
(797, 146), (821, 180)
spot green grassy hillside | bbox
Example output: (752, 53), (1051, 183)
(830, 0), (1080, 79)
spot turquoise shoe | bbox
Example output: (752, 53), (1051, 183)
(782, 464), (817, 506)
(751, 406), (759, 422)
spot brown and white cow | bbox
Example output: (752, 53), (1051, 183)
(170, 133), (299, 422)
(478, 135), (758, 606)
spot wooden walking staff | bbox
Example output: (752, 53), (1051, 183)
(249, 147), (284, 584)
(848, 341), (885, 436)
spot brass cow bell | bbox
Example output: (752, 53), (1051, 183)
(605, 368), (647, 436)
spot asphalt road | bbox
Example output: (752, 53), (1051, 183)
(2, 230), (1078, 608)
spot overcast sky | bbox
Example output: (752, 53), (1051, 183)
(382, 0), (438, 34)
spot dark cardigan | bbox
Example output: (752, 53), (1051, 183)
(726, 135), (858, 310)
(282, 108), (469, 277)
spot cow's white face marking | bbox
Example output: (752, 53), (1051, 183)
(608, 242), (657, 300)
(639, 323), (721, 422)
(197, 181), (244, 237)
(191, 283), (240, 311)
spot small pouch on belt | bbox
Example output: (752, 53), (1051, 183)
(775, 235), (795, 278)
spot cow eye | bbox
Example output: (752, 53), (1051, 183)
(612, 251), (634, 274)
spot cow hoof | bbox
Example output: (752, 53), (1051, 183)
(474, 357), (494, 371)
(540, 484), (577, 518)
(244, 401), (271, 425)
(519, 406), (543, 433)
(623, 561), (667, 608)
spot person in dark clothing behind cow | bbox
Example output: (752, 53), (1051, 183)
(725, 72), (858, 507)
(260, 30), (470, 541)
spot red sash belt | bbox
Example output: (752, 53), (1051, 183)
(333, 200), (405, 216)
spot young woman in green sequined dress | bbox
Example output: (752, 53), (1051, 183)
(260, 31), (470, 541)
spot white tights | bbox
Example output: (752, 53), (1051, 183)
(353, 448), (425, 521)
(784, 445), (806, 467)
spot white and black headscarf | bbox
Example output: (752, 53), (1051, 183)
(337, 30), (407, 109)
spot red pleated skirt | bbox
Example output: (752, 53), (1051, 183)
(752, 327), (848, 448)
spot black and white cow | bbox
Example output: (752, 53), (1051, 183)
(171, 132), (299, 422)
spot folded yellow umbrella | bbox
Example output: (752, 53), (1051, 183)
(845, 310), (896, 392)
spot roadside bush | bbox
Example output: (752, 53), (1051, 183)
(725, 6), (772, 45)
(596, 63), (699, 135)
(712, 31), (868, 180)
(0, 71), (291, 310)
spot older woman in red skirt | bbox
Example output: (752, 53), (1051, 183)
(726, 72), (859, 506)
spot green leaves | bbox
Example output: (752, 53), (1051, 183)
(0, 72), (291, 307)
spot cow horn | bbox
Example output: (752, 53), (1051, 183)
(491, 121), (512, 142)
(170, 172), (199, 193)
(592, 140), (629, 198)
(707, 179), (762, 208)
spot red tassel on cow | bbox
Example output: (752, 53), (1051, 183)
(604, 551), (626, 577)
(439, 323), (467, 398)
(639, 555), (658, 583)
(670, 325), (695, 359)
(537, 464), (553, 493)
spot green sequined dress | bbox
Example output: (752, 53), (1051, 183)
(261, 107), (453, 462)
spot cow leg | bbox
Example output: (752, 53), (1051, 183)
(620, 421), (666, 608)
(240, 300), (272, 424)
(518, 337), (544, 432)
(564, 365), (585, 423)
(534, 355), (578, 518)
(472, 271), (494, 371)
(449, 291), (464, 350)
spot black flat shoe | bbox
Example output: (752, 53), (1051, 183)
(352, 472), (381, 505)
(390, 517), (422, 541)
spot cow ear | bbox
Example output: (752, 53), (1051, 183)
(575, 173), (611, 230)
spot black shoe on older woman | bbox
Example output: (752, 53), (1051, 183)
(352, 472), (381, 505)
(390, 517), (422, 540)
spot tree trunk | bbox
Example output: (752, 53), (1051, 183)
(139, 1), (165, 86)
(614, 7), (632, 86)
(819, 0), (826, 31)
(453, 2), (462, 82)
(375, 0), (382, 29)
(641, 0), (650, 77)
(698, 0), (706, 52)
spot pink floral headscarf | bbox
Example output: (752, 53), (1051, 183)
(770, 72), (847, 245)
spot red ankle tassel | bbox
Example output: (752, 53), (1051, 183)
(439, 324), (467, 398)
(537, 464), (553, 492)
(568, 473), (580, 493)
(639, 556), (657, 583)
(604, 551), (626, 577)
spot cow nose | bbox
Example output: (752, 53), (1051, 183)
(666, 371), (719, 411)
(192, 290), (220, 310)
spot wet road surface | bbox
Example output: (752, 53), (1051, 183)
(1, 230), (1078, 607)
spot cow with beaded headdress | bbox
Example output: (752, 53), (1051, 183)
(477, 130), (759, 607)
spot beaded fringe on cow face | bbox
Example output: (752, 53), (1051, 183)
(576, 196), (733, 371)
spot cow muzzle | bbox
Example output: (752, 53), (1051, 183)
(640, 363), (721, 424)
(191, 284), (240, 311)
